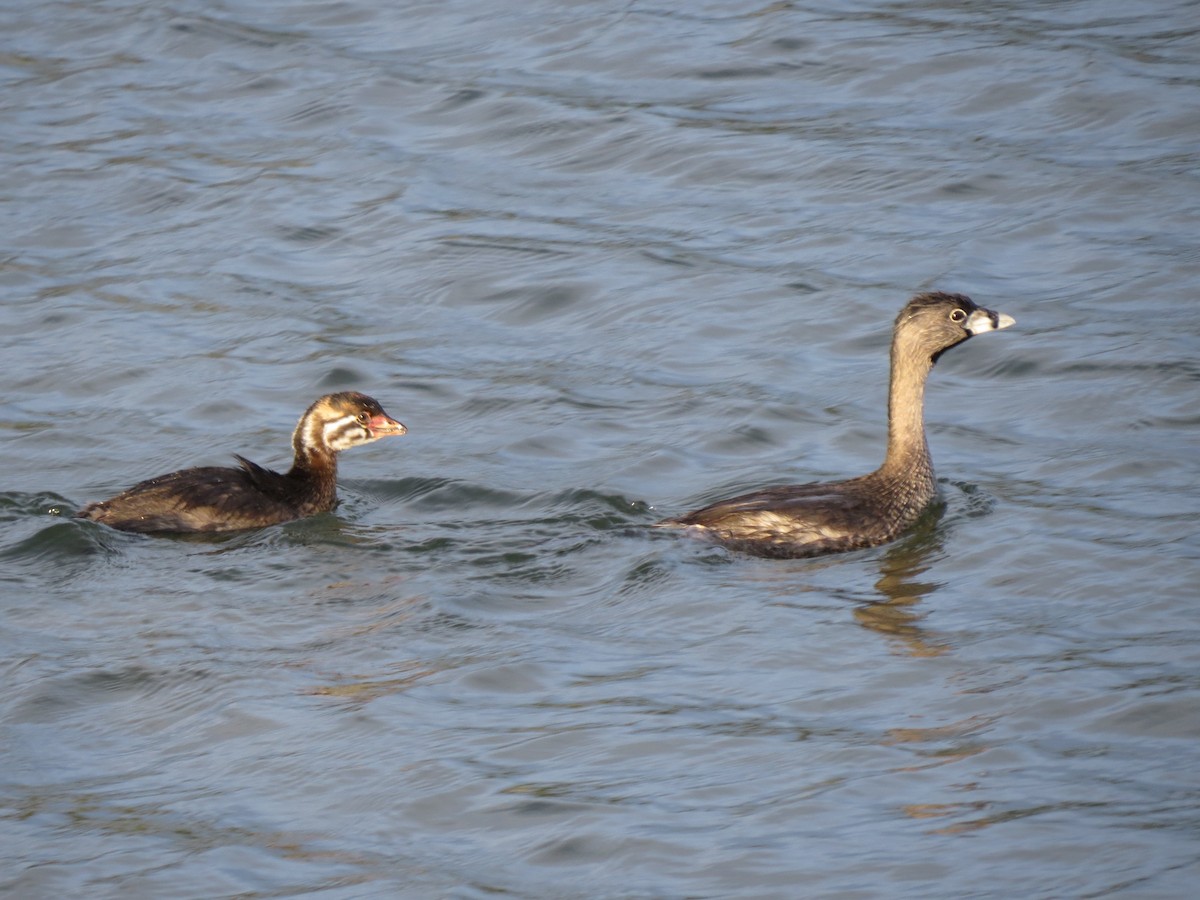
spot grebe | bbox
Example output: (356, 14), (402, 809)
(78, 392), (405, 533)
(656, 292), (1014, 558)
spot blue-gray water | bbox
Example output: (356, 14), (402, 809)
(3, 1), (1198, 897)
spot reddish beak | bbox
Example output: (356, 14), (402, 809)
(369, 414), (407, 437)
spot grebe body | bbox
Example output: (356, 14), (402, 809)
(657, 292), (1014, 558)
(78, 392), (405, 533)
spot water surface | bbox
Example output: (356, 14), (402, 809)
(2, 1), (1198, 896)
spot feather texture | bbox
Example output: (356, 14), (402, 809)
(78, 392), (405, 534)
(657, 292), (1013, 559)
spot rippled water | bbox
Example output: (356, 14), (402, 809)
(3, 1), (1198, 896)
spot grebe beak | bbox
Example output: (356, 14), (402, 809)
(368, 414), (407, 437)
(964, 307), (1015, 335)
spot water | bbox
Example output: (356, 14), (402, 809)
(3, 0), (1198, 896)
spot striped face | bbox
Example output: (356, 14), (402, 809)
(293, 392), (406, 458)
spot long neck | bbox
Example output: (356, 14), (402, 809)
(288, 445), (338, 480)
(879, 332), (934, 481)
(284, 413), (340, 508)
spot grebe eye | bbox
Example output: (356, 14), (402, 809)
(949, 308), (966, 323)
(357, 412), (370, 424)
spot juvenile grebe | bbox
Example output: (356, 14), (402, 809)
(78, 392), (406, 533)
(656, 292), (1014, 558)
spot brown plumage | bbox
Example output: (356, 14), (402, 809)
(78, 392), (406, 533)
(656, 292), (1014, 559)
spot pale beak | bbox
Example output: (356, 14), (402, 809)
(965, 308), (1015, 335)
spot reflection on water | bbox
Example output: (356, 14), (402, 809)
(854, 479), (1005, 656)
(856, 503), (950, 658)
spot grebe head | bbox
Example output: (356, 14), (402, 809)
(292, 392), (406, 459)
(895, 292), (1014, 365)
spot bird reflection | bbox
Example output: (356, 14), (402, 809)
(852, 502), (949, 657)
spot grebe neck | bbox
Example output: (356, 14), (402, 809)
(879, 330), (934, 480)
